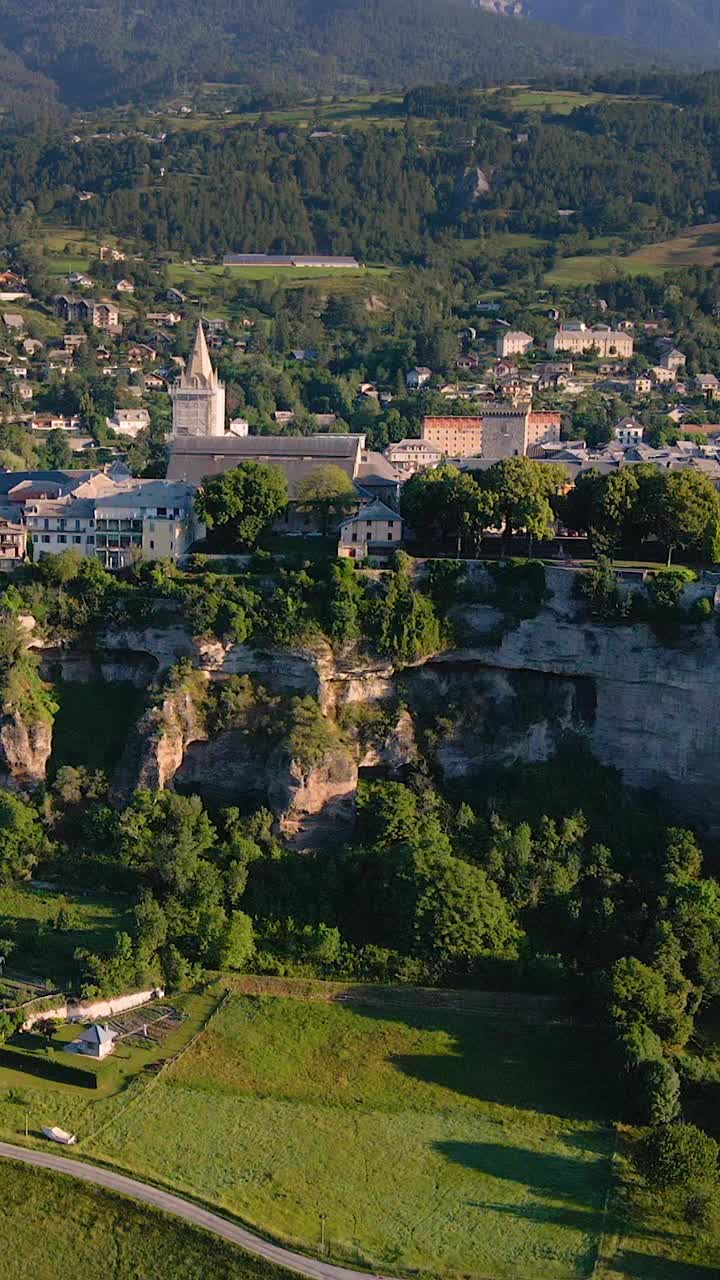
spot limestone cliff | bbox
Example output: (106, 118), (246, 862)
(0, 711), (52, 788)
(20, 564), (720, 833)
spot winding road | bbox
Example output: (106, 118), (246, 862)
(0, 1141), (386, 1280)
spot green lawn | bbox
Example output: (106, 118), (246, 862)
(87, 993), (617, 1279)
(0, 1157), (297, 1280)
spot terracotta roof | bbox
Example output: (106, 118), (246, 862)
(423, 417), (483, 430)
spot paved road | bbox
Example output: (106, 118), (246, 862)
(0, 1141), (386, 1280)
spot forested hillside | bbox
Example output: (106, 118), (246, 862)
(531, 0), (720, 62)
(0, 0), (661, 111)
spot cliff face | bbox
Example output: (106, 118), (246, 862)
(20, 565), (720, 833)
(0, 711), (52, 788)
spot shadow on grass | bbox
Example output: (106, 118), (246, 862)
(436, 1140), (604, 1198)
(375, 1012), (618, 1121)
(610, 1252), (719, 1278)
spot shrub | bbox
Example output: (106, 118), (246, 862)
(646, 567), (697, 615)
(691, 596), (713, 621)
(634, 1123), (719, 1190)
(635, 1058), (681, 1125)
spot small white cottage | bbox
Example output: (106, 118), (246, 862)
(74, 1023), (117, 1059)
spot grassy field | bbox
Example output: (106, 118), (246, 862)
(0, 1157), (297, 1280)
(86, 993), (617, 1279)
(548, 223), (720, 287)
(0, 883), (132, 981)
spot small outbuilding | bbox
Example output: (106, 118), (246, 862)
(73, 1022), (117, 1059)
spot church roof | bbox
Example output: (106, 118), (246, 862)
(166, 433), (363, 492)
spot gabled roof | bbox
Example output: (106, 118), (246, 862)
(77, 1022), (116, 1045)
(341, 501), (402, 526)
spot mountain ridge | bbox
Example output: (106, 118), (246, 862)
(0, 0), (670, 112)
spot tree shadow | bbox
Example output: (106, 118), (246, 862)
(468, 1200), (675, 1243)
(610, 1251), (719, 1278)
(348, 998), (618, 1121)
(435, 1140), (604, 1199)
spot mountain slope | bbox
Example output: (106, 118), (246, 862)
(526, 0), (720, 62)
(0, 0), (666, 108)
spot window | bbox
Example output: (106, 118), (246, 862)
(86, 536), (94, 545)
(57, 535), (67, 544)
(41, 535), (50, 544)
(149, 540), (154, 550)
(73, 536), (82, 544)
(351, 533), (358, 543)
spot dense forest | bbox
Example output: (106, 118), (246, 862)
(0, 0), (664, 114)
(2, 86), (720, 260)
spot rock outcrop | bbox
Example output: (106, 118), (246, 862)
(268, 743), (358, 847)
(0, 711), (52, 788)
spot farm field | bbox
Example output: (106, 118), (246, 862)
(0, 1156), (295, 1280)
(87, 992), (618, 1279)
(547, 223), (720, 287)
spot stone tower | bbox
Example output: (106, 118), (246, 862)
(171, 322), (226, 438)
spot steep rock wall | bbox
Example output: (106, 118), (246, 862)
(0, 712), (52, 788)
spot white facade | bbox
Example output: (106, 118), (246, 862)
(548, 324), (634, 359)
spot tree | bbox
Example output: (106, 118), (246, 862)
(195, 462), (288, 549)
(635, 1058), (681, 1125)
(296, 465), (354, 535)
(119, 791), (217, 893)
(413, 851), (520, 966)
(0, 791), (49, 883)
(655, 470), (720, 566)
(377, 560), (440, 664)
(35, 1017), (57, 1047)
(39, 429), (73, 470)
(401, 466), (495, 553)
(216, 910), (255, 970)
(479, 457), (564, 550)
(634, 1123), (718, 1190)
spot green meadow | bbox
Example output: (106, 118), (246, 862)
(88, 993), (617, 1279)
(0, 1156), (295, 1280)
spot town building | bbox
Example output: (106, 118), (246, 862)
(54, 296), (120, 330)
(422, 406), (561, 460)
(170, 322), (226, 438)
(614, 418), (644, 446)
(223, 253), (360, 269)
(659, 347), (686, 373)
(406, 366), (432, 390)
(385, 438), (443, 477)
(0, 517), (27, 569)
(106, 408), (151, 438)
(422, 417), (483, 457)
(496, 330), (533, 358)
(548, 323), (634, 359)
(338, 501), (403, 559)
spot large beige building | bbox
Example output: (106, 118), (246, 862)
(170, 322), (226, 437)
(496, 330), (533, 358)
(422, 407), (561, 460)
(548, 323), (634, 359)
(422, 417), (484, 457)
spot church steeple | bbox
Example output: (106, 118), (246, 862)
(171, 320), (226, 438)
(185, 320), (215, 387)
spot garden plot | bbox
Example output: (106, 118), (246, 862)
(104, 1003), (186, 1048)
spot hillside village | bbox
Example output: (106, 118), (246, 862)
(0, 245), (719, 568)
